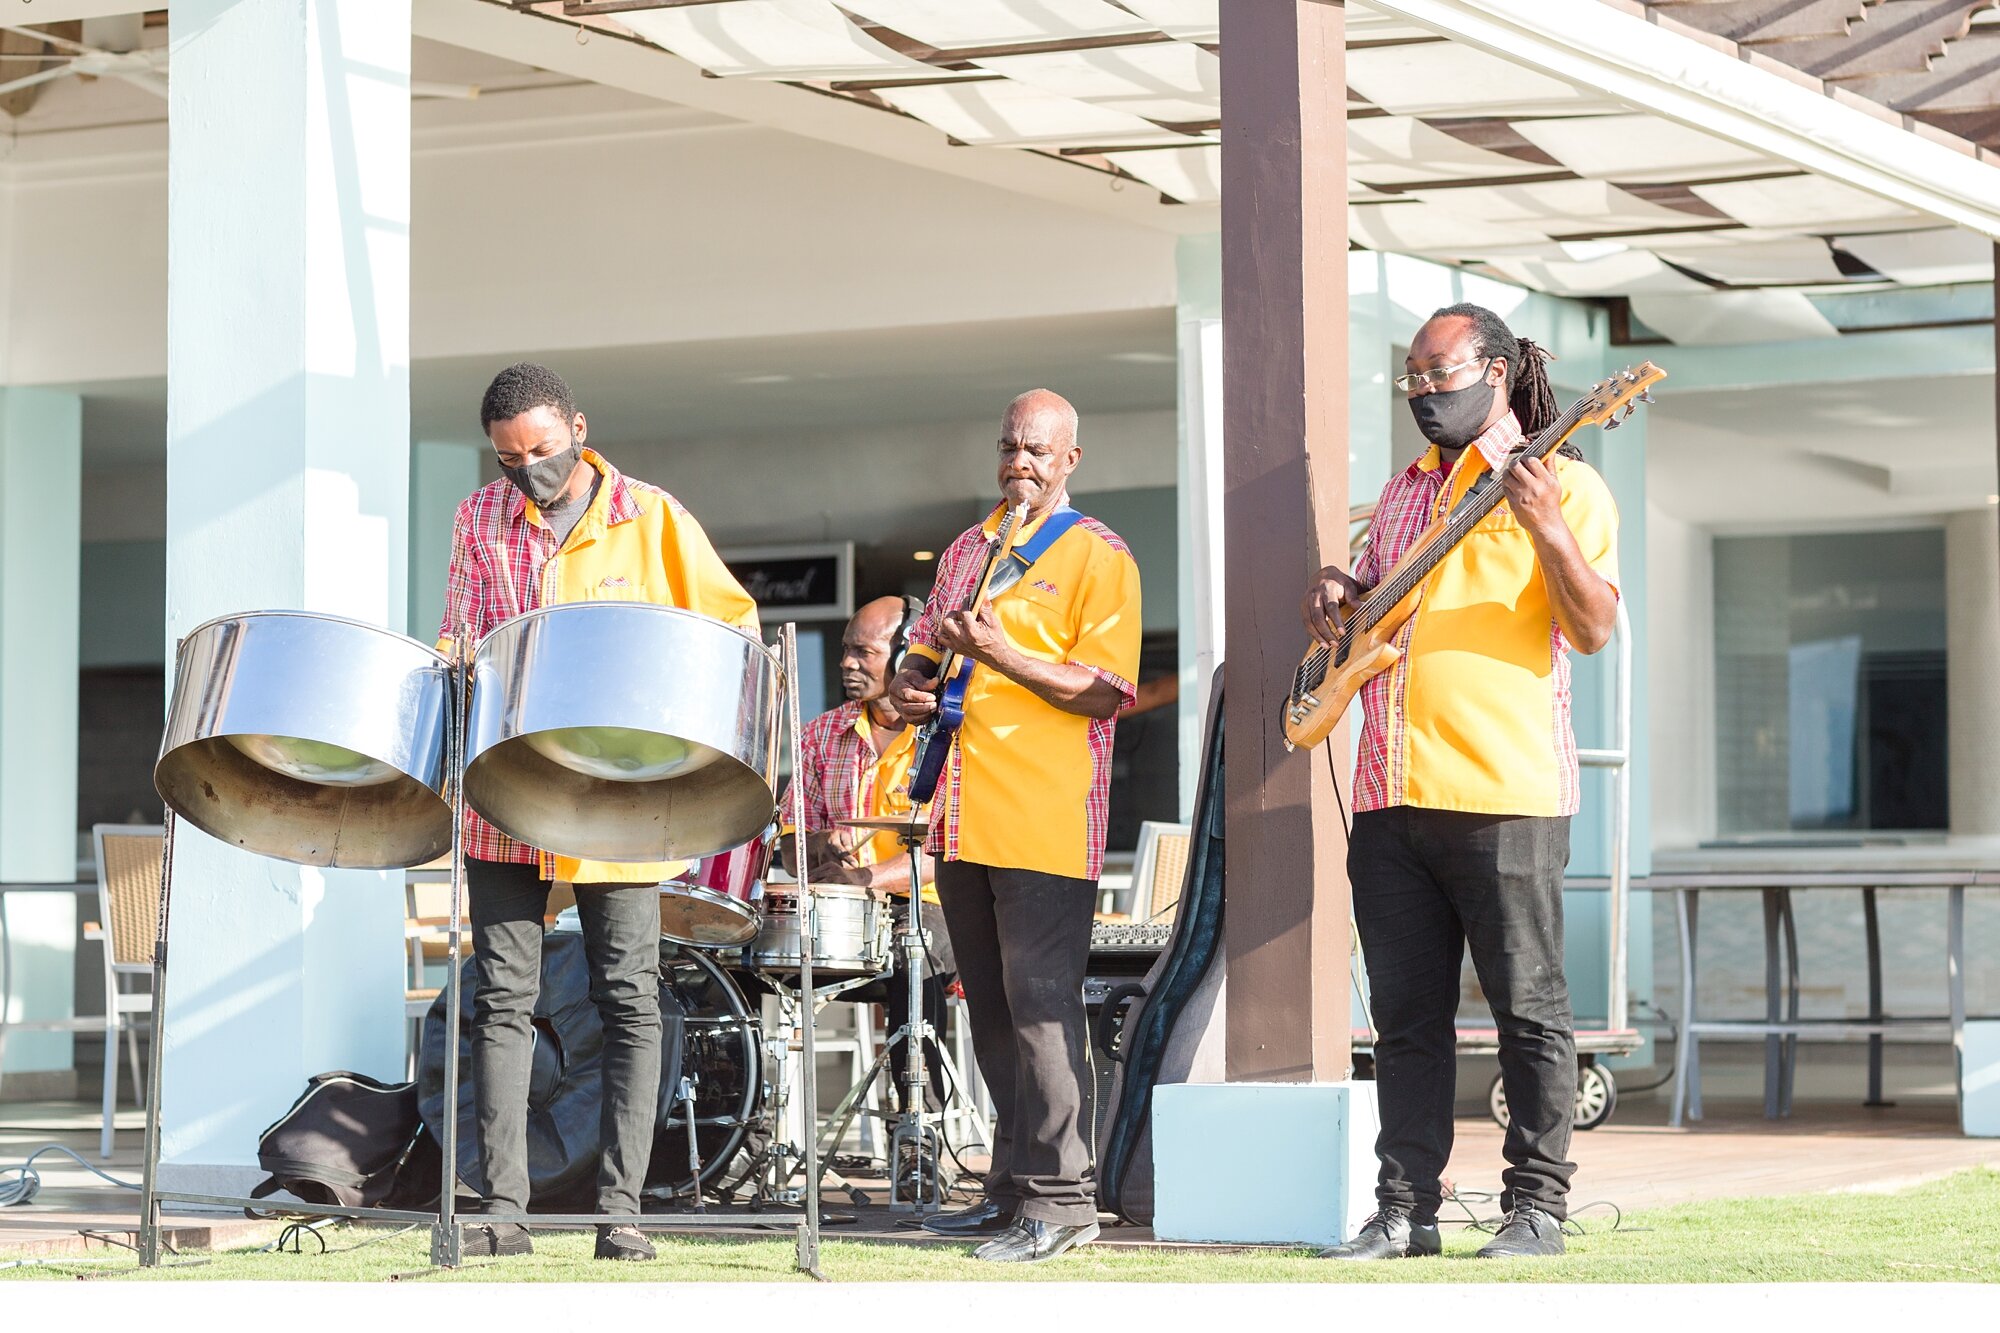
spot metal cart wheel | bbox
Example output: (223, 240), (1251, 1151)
(1488, 1060), (1619, 1131)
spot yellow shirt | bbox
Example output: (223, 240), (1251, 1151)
(905, 501), (1142, 881)
(778, 699), (937, 902)
(1355, 432), (1619, 817)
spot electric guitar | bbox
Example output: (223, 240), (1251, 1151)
(905, 502), (1030, 805)
(1281, 362), (1666, 752)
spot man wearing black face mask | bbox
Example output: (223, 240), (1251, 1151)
(437, 362), (757, 1263)
(1301, 305), (1620, 1263)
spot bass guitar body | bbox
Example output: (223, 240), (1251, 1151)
(904, 667), (970, 806)
(1282, 588), (1416, 752)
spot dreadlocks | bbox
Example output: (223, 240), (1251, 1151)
(1430, 302), (1575, 458)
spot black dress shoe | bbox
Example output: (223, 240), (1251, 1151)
(1318, 1210), (1441, 1261)
(971, 1218), (1100, 1264)
(595, 1224), (656, 1262)
(461, 1221), (533, 1257)
(921, 1199), (1017, 1237)
(1476, 1205), (1566, 1258)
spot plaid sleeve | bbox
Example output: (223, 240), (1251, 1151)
(437, 501), (478, 648)
(906, 529), (974, 665)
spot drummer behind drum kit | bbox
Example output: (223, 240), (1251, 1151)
(136, 602), (958, 1272)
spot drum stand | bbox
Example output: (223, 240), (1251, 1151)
(138, 623), (827, 1279)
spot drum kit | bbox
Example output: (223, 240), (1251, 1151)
(135, 601), (970, 1272)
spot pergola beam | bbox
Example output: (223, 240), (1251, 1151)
(1369, 0), (2000, 238)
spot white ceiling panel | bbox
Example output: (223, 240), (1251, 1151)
(875, 80), (1206, 147)
(1115, 0), (1220, 40)
(1654, 237), (1846, 286)
(974, 43), (1219, 123)
(1511, 113), (1777, 184)
(1104, 144), (1220, 202)
(1347, 116), (1552, 184)
(1632, 290), (1841, 344)
(1691, 176), (1929, 230)
(1349, 202), (1556, 256)
(1481, 249), (1711, 296)
(840, 0), (1152, 48)
(1345, 42), (1610, 117)
(619, 1), (935, 81)
(1836, 227), (1995, 285)
(1399, 179), (1717, 234)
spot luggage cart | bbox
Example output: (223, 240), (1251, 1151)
(1349, 599), (1643, 1130)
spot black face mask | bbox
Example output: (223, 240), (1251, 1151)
(502, 440), (582, 509)
(1408, 379), (1497, 450)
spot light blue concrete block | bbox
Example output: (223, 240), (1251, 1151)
(1153, 1081), (1380, 1246)
(1963, 1021), (2000, 1137)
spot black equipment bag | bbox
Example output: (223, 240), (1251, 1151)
(416, 930), (688, 1209)
(1094, 672), (1227, 1225)
(249, 1071), (428, 1210)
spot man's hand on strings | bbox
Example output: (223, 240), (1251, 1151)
(1302, 565), (1363, 646)
(936, 602), (1013, 672)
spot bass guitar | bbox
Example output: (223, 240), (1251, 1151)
(1282, 361), (1665, 752)
(905, 502), (1030, 805)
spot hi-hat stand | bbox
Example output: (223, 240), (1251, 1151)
(137, 623), (826, 1276)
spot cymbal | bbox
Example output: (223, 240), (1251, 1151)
(835, 814), (930, 837)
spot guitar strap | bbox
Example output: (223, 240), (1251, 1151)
(954, 503), (1085, 688)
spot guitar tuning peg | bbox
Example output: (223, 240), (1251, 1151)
(1621, 403), (1636, 421)
(1602, 415), (1622, 430)
(1638, 390), (1654, 404)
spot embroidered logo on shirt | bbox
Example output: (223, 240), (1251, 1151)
(599, 576), (631, 589)
(1031, 578), (1060, 596)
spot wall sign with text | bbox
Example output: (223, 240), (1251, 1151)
(720, 542), (853, 621)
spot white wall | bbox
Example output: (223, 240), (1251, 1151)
(1646, 502), (1716, 848)
(4, 110), (1177, 387)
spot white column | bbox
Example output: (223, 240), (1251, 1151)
(0, 388), (82, 1087)
(1175, 234), (1224, 820)
(161, 0), (411, 1192)
(409, 440), (484, 641)
(1947, 508), (2000, 834)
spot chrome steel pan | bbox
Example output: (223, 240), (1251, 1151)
(463, 603), (780, 863)
(155, 611), (454, 868)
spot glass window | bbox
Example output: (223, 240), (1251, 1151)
(1713, 529), (1947, 834)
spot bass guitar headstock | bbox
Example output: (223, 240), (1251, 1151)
(1577, 361), (1666, 431)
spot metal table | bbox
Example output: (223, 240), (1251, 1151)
(1652, 868), (1986, 1127)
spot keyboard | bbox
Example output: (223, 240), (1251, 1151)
(1089, 920), (1175, 953)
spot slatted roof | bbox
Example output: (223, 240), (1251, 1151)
(530, 0), (2000, 342)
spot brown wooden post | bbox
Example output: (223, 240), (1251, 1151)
(1220, 0), (1351, 1083)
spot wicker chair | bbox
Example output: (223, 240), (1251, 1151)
(1127, 820), (1193, 924)
(85, 825), (160, 1160)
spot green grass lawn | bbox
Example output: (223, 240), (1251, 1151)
(6, 1169), (1996, 1283)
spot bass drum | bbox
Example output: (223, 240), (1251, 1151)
(417, 933), (762, 1206)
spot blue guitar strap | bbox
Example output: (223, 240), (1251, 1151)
(955, 504), (1084, 688)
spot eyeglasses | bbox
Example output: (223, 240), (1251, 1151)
(1394, 356), (1491, 395)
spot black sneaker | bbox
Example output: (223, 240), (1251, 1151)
(595, 1224), (656, 1262)
(1318, 1210), (1442, 1261)
(1475, 1205), (1566, 1258)
(461, 1221), (533, 1257)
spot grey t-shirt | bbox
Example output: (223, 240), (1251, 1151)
(542, 471), (603, 551)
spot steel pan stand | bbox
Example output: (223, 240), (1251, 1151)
(882, 821), (949, 1214)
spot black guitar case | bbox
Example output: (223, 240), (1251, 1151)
(1095, 671), (1227, 1225)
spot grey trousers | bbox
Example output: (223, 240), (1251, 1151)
(935, 859), (1098, 1226)
(466, 860), (662, 1218)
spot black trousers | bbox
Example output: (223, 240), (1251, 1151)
(883, 898), (957, 1113)
(1348, 808), (1577, 1224)
(935, 860), (1097, 1226)
(466, 860), (662, 1219)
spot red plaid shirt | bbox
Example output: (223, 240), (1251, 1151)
(1351, 413), (1592, 815)
(777, 699), (932, 890)
(438, 454), (661, 866)
(908, 496), (1138, 881)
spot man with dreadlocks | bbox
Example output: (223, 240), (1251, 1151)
(1302, 304), (1620, 1262)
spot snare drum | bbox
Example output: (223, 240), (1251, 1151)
(745, 883), (890, 980)
(658, 831), (771, 948)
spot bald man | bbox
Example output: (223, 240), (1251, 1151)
(890, 390), (1142, 1263)
(778, 596), (955, 1119)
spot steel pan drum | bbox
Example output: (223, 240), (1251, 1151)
(464, 603), (781, 863)
(154, 612), (453, 868)
(659, 829), (771, 948)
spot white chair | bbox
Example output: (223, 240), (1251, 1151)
(85, 824), (160, 1160)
